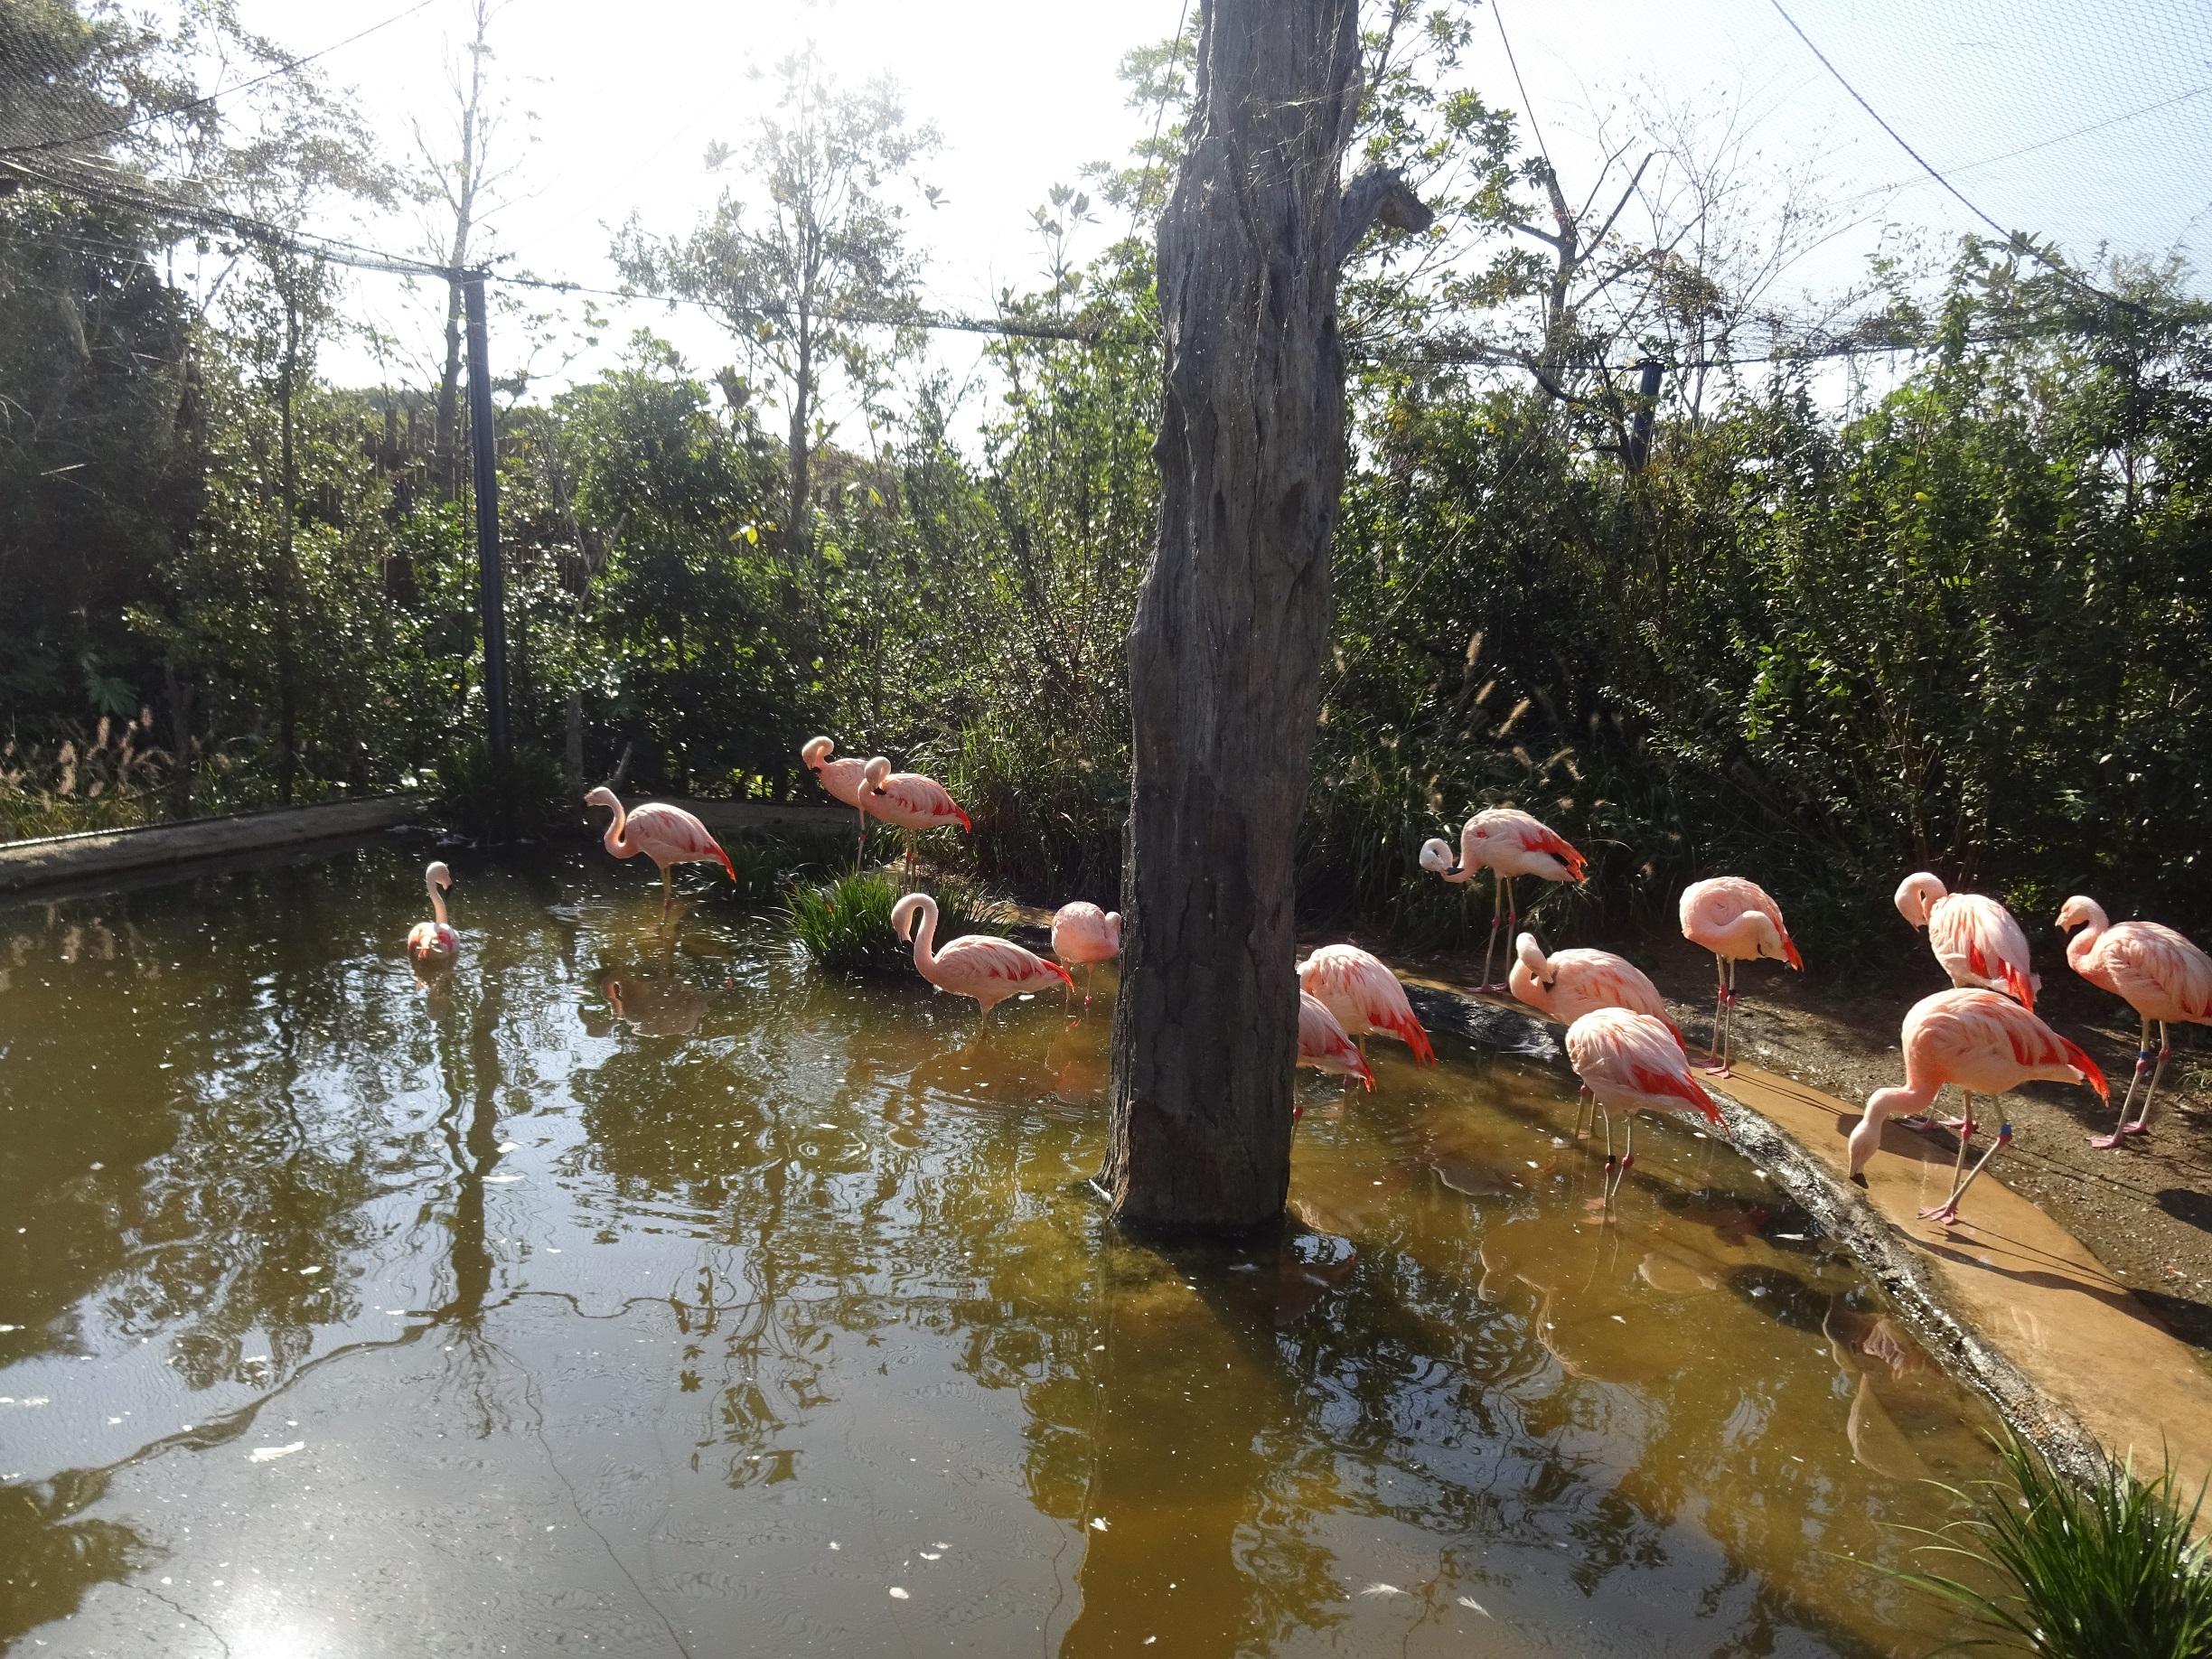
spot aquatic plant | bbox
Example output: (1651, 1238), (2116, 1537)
(786, 872), (1011, 976)
(1891, 1429), (2212, 1657)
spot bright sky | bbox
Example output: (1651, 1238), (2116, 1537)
(197, 0), (2209, 417)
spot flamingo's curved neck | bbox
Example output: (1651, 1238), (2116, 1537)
(1457, 822), (1484, 878)
(601, 796), (631, 858)
(907, 898), (941, 979)
(427, 876), (449, 928)
(2066, 908), (2105, 973)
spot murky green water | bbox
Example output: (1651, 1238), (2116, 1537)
(0, 840), (1997, 1656)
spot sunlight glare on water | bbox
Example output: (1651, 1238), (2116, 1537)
(0, 841), (1996, 1655)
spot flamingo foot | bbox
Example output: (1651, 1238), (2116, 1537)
(1917, 1203), (1961, 1225)
(2089, 1131), (2130, 1150)
(1700, 1061), (1732, 1078)
(2122, 1120), (2151, 1139)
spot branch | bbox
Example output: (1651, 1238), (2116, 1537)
(1335, 167), (1436, 268)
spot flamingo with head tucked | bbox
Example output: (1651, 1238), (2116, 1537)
(863, 757), (971, 887)
(2057, 896), (2212, 1148)
(891, 891), (1070, 1021)
(1298, 989), (1374, 1092)
(1565, 1007), (1723, 1215)
(407, 860), (459, 965)
(1850, 987), (2105, 1223)
(1895, 873), (2039, 1008)
(1679, 876), (1803, 1076)
(1420, 807), (1587, 993)
(584, 786), (736, 914)
(1508, 932), (1682, 1049)
(801, 736), (875, 871)
(1297, 944), (1436, 1070)
(1050, 901), (1120, 1008)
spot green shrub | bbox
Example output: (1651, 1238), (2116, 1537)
(433, 741), (567, 842)
(786, 872), (1012, 976)
(1891, 1429), (2212, 1657)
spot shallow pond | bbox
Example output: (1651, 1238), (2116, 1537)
(0, 840), (1997, 1656)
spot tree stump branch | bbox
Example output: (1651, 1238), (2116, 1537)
(1335, 167), (1435, 267)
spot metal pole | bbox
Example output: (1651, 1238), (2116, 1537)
(1625, 356), (1664, 473)
(462, 270), (511, 762)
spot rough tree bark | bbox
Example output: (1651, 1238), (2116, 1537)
(1104, 0), (1432, 1234)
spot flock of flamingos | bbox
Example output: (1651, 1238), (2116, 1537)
(402, 735), (2212, 1231)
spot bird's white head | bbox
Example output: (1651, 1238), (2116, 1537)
(2055, 895), (2107, 936)
(1418, 838), (1457, 876)
(801, 736), (833, 771)
(890, 891), (932, 942)
(584, 785), (621, 814)
(1893, 872), (1945, 930)
(425, 860), (453, 893)
(1514, 931), (1548, 979)
(863, 756), (892, 792)
(1103, 911), (1122, 951)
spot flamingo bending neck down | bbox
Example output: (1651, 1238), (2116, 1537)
(584, 786), (736, 914)
(2057, 895), (2212, 1148)
(1297, 944), (1436, 1068)
(407, 860), (459, 965)
(1050, 902), (1121, 1008)
(863, 757), (971, 887)
(1850, 987), (2106, 1223)
(1508, 933), (1682, 1049)
(1419, 808), (1586, 993)
(801, 736), (875, 872)
(1298, 989), (1374, 1092)
(1564, 1007), (1722, 1218)
(1678, 876), (1803, 1075)
(891, 891), (1071, 1020)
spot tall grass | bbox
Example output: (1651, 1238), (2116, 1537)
(785, 872), (1013, 976)
(1890, 1429), (2212, 1657)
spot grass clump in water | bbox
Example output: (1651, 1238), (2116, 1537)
(1892, 1429), (2212, 1657)
(786, 872), (1012, 976)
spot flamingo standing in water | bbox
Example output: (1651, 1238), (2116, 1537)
(584, 786), (736, 914)
(407, 860), (460, 965)
(863, 757), (971, 886)
(2057, 896), (2212, 1148)
(801, 736), (875, 872)
(1564, 1008), (1723, 1215)
(1298, 989), (1374, 1092)
(1679, 876), (1804, 1075)
(1050, 902), (1120, 1008)
(891, 891), (1070, 1021)
(1851, 987), (2106, 1223)
(1297, 944), (1436, 1069)
(1894, 873), (2039, 1008)
(1508, 933), (1682, 1048)
(1420, 808), (1587, 994)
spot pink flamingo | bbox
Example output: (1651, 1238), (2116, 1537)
(1679, 876), (1804, 1075)
(407, 860), (459, 965)
(1850, 988), (2105, 1223)
(1050, 901), (1121, 1008)
(1298, 989), (1374, 1092)
(2057, 895), (2212, 1148)
(1564, 1008), (1723, 1215)
(1419, 808), (1588, 993)
(801, 736), (876, 872)
(890, 891), (1071, 1021)
(584, 786), (737, 914)
(862, 756), (972, 886)
(1894, 873), (2039, 1008)
(1297, 943), (1437, 1068)
(1507, 932), (1682, 1049)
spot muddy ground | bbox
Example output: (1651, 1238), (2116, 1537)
(1396, 922), (2212, 1364)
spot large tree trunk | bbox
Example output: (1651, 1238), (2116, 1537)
(1104, 0), (1430, 1233)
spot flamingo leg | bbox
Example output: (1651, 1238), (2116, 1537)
(1945, 1105), (1976, 1193)
(2093, 1016), (2156, 1148)
(1724, 958), (1740, 1073)
(856, 806), (868, 876)
(1921, 1125), (2011, 1225)
(1607, 1116), (1636, 1207)
(660, 862), (674, 916)
(2125, 1022), (2173, 1138)
(1477, 875), (1504, 994)
(1599, 1109), (1617, 1219)
(1702, 954), (1729, 1073)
